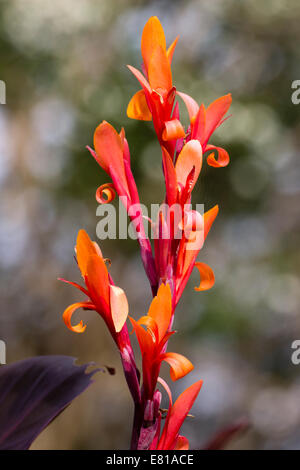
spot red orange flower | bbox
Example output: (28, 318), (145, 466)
(127, 17), (184, 151)
(61, 229), (128, 336)
(130, 283), (193, 399)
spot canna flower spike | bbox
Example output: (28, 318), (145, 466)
(60, 229), (128, 336)
(130, 283), (193, 399)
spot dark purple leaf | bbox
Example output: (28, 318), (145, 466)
(203, 418), (249, 450)
(0, 355), (101, 450)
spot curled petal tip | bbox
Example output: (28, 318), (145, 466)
(63, 302), (93, 334)
(194, 262), (215, 291)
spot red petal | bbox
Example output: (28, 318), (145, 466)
(158, 380), (203, 450)
(162, 146), (178, 206)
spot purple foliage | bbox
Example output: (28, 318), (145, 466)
(0, 355), (100, 450)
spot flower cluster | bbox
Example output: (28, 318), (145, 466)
(61, 16), (231, 450)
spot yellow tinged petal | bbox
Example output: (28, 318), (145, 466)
(175, 140), (202, 191)
(127, 90), (152, 121)
(110, 285), (129, 333)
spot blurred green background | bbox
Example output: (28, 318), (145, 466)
(1, 0), (300, 449)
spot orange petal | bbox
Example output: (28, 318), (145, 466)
(204, 204), (219, 240)
(204, 93), (232, 143)
(137, 315), (159, 343)
(62, 301), (94, 333)
(130, 317), (154, 357)
(175, 140), (202, 191)
(206, 145), (230, 168)
(162, 119), (185, 141)
(161, 352), (194, 381)
(177, 91), (199, 121)
(167, 36), (179, 64)
(96, 183), (116, 204)
(110, 285), (129, 333)
(148, 283), (172, 342)
(127, 90), (152, 121)
(94, 121), (130, 197)
(76, 229), (101, 277)
(194, 262), (215, 291)
(86, 254), (110, 308)
(174, 436), (189, 450)
(148, 45), (172, 92)
(93, 121), (124, 174)
(141, 16), (166, 71)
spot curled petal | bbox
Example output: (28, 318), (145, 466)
(110, 285), (129, 333)
(161, 352), (194, 381)
(96, 183), (116, 204)
(127, 90), (152, 121)
(194, 262), (215, 291)
(62, 302), (94, 333)
(206, 145), (230, 168)
(162, 119), (185, 141)
(174, 435), (189, 450)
